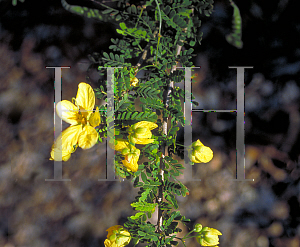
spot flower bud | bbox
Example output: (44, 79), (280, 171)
(188, 139), (213, 163)
(196, 226), (222, 246)
(194, 223), (203, 232)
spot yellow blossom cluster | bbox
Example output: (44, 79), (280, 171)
(49, 83), (220, 247)
(109, 121), (158, 172)
(49, 81), (158, 171)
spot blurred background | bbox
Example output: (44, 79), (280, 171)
(0, 0), (299, 246)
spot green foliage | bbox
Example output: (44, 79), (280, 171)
(136, 85), (161, 99)
(0, 0), (25, 6)
(61, 0), (121, 23)
(116, 110), (157, 121)
(101, 52), (131, 67)
(117, 22), (149, 41)
(226, 0), (243, 48)
(12, 0), (24, 5)
(195, 0), (214, 17)
(59, 0), (222, 246)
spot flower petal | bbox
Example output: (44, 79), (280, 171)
(56, 100), (79, 125)
(75, 82), (95, 112)
(122, 159), (139, 172)
(194, 146), (213, 163)
(78, 125), (98, 149)
(130, 136), (155, 145)
(108, 139), (130, 151)
(116, 229), (131, 245)
(60, 125), (82, 152)
(205, 227), (222, 235)
(104, 239), (112, 247)
(50, 144), (72, 161)
(134, 129), (152, 139)
(202, 235), (219, 246)
(106, 225), (122, 238)
(49, 125), (82, 161)
(132, 121), (158, 130)
(192, 139), (204, 147)
(89, 106), (101, 127)
(189, 153), (198, 164)
(51, 125), (82, 159)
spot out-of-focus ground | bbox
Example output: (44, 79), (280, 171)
(0, 0), (299, 246)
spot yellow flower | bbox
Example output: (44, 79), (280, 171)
(130, 77), (139, 87)
(128, 121), (158, 144)
(196, 226), (222, 246)
(108, 139), (140, 172)
(104, 225), (131, 247)
(188, 139), (213, 163)
(50, 83), (101, 161)
(121, 146), (140, 172)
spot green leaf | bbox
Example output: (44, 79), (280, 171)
(187, 48), (194, 54)
(131, 201), (157, 212)
(165, 193), (178, 209)
(189, 40), (196, 46)
(131, 5), (137, 14)
(102, 9), (113, 14)
(173, 15), (179, 22)
(226, 0), (243, 48)
(164, 5), (171, 15)
(116, 28), (123, 34)
(141, 172), (147, 183)
(109, 52), (114, 60)
(115, 14), (122, 21)
(138, 230), (146, 236)
(132, 112), (139, 118)
(169, 10), (176, 19)
(130, 212), (145, 220)
(103, 52), (109, 59)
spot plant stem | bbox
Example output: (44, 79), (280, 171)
(154, 0), (162, 65)
(173, 237), (188, 247)
(157, 43), (183, 232)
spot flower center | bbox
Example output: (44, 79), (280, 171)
(77, 112), (88, 126)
